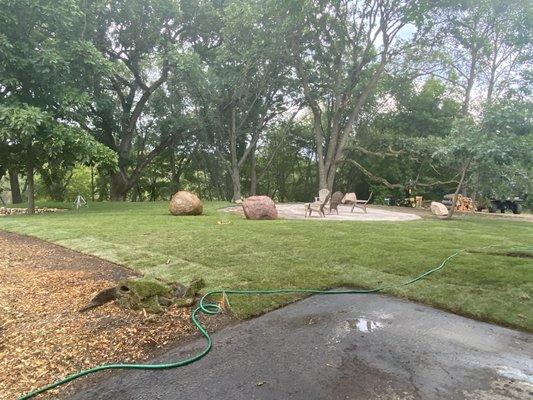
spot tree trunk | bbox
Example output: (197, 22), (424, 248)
(109, 172), (130, 201)
(90, 164), (95, 202)
(326, 167), (336, 193)
(318, 167), (328, 190)
(9, 168), (22, 204)
(169, 146), (183, 196)
(445, 158), (471, 220)
(170, 145), (177, 195)
(110, 137), (174, 201)
(230, 167), (242, 202)
(0, 166), (5, 206)
(228, 107), (242, 202)
(131, 184), (140, 202)
(250, 144), (257, 196)
(313, 118), (328, 191)
(26, 158), (35, 215)
(462, 47), (479, 115)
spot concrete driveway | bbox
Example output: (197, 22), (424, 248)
(72, 292), (532, 400)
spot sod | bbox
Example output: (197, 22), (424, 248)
(0, 201), (531, 331)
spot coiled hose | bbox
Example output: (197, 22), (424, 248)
(18, 246), (527, 399)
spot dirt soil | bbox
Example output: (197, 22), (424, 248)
(0, 230), (230, 400)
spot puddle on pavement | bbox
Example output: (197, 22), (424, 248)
(496, 366), (533, 384)
(348, 318), (383, 332)
(329, 315), (388, 344)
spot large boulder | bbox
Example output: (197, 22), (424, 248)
(169, 191), (203, 215)
(430, 201), (449, 216)
(242, 196), (278, 220)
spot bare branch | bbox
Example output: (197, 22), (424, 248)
(337, 158), (404, 189)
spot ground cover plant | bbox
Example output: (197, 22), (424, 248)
(1, 202), (531, 331)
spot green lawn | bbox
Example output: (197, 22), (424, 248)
(1, 202), (532, 331)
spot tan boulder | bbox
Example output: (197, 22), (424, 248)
(169, 191), (203, 216)
(242, 196), (278, 220)
(430, 201), (448, 216)
(342, 192), (357, 204)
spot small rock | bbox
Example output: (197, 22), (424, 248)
(430, 201), (449, 216)
(242, 196), (278, 220)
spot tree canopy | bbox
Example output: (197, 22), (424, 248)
(0, 0), (531, 212)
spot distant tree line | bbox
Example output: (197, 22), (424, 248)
(1, 0), (531, 214)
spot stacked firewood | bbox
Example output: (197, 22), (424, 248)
(442, 194), (475, 211)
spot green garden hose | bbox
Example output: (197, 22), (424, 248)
(17, 246), (529, 399)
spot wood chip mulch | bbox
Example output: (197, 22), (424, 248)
(0, 231), (216, 400)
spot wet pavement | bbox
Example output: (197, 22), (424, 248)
(72, 291), (533, 400)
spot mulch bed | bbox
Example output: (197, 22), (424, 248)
(0, 231), (228, 399)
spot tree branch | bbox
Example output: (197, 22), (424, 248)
(337, 158), (404, 189)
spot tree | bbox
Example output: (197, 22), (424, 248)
(77, 0), (206, 200)
(430, 0), (532, 216)
(336, 78), (461, 198)
(469, 95), (532, 206)
(190, 0), (292, 201)
(1, 0), (529, 208)
(256, 118), (317, 201)
(285, 0), (431, 192)
(429, 114), (531, 219)
(432, 0), (531, 111)
(0, 0), (116, 211)
(0, 105), (116, 213)
(481, 1), (532, 104)
(0, 143), (23, 203)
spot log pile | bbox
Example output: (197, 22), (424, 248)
(441, 194), (475, 212)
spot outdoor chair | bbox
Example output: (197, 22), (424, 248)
(305, 191), (331, 218)
(329, 191), (344, 214)
(315, 188), (330, 203)
(344, 191), (373, 214)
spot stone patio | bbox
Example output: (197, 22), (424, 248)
(225, 203), (421, 222)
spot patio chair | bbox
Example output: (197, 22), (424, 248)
(315, 188), (330, 203)
(329, 191), (344, 214)
(305, 191), (331, 218)
(347, 191), (373, 214)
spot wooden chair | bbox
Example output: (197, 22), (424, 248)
(315, 188), (330, 203)
(329, 191), (344, 214)
(350, 191), (373, 214)
(305, 191), (331, 218)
